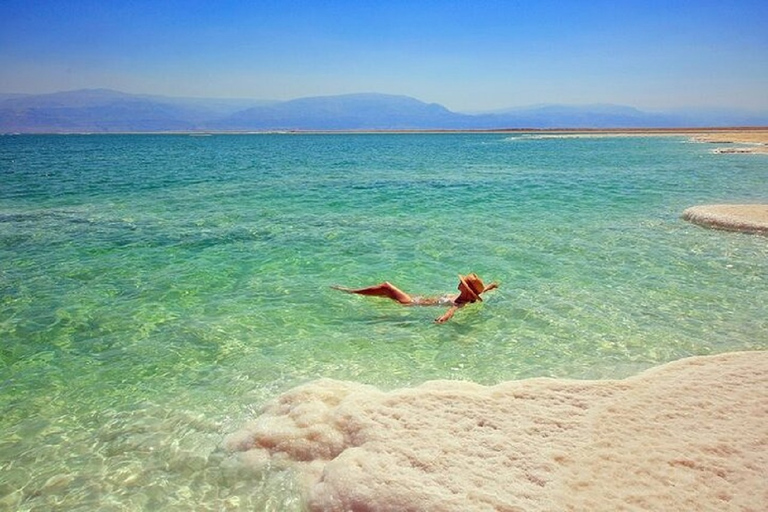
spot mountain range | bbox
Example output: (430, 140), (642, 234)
(1, 89), (766, 133)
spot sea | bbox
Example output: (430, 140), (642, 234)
(1, 132), (766, 510)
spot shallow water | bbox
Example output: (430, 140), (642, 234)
(1, 133), (766, 510)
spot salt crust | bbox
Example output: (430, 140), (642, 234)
(225, 351), (768, 511)
(683, 205), (768, 235)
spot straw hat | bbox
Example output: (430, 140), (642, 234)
(458, 273), (485, 302)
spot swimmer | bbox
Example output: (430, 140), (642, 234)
(332, 273), (498, 323)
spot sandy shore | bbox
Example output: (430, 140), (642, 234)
(510, 127), (768, 153)
(687, 129), (768, 153)
(226, 351), (768, 511)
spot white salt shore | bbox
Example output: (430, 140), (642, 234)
(683, 205), (768, 235)
(226, 351), (768, 511)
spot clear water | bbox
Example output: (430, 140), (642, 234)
(1, 133), (766, 510)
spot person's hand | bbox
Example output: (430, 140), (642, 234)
(434, 305), (459, 323)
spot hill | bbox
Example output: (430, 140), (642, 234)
(215, 93), (471, 131)
(1, 89), (766, 132)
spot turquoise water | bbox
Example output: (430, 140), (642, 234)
(1, 133), (767, 510)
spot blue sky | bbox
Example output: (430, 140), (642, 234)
(1, 0), (767, 112)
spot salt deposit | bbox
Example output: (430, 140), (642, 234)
(683, 204), (768, 235)
(225, 351), (768, 511)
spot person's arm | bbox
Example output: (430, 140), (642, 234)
(435, 304), (462, 323)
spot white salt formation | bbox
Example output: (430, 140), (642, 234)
(683, 204), (768, 235)
(225, 351), (768, 511)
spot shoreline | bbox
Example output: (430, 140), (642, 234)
(5, 126), (768, 137)
(684, 128), (768, 153)
(227, 350), (768, 511)
(13, 127), (766, 156)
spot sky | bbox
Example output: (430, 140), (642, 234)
(1, 0), (767, 112)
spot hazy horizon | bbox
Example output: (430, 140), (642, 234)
(2, 0), (767, 112)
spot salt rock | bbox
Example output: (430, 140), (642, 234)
(225, 351), (768, 511)
(683, 204), (768, 234)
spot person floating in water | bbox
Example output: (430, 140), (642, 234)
(332, 273), (498, 323)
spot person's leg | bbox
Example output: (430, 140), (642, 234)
(331, 282), (413, 304)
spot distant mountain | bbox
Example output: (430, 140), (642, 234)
(656, 107), (768, 128)
(0, 93), (28, 102)
(0, 89), (193, 132)
(472, 104), (678, 129)
(214, 93), (473, 130)
(477, 104), (768, 129)
(1, 89), (766, 132)
(0, 89), (274, 133)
